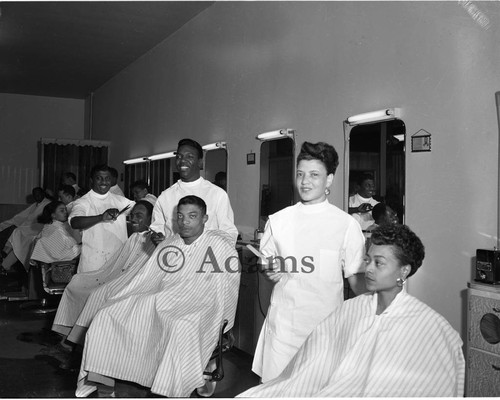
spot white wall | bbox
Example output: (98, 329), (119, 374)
(90, 1), (500, 335)
(0, 93), (85, 203)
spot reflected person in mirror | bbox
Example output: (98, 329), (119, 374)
(252, 141), (367, 383)
(348, 172), (379, 231)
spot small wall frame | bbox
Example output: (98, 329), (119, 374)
(247, 152), (256, 165)
(411, 129), (431, 152)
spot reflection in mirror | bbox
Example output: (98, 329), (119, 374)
(259, 138), (295, 229)
(204, 148), (228, 191)
(347, 119), (406, 227)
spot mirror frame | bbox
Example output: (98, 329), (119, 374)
(203, 146), (228, 191)
(343, 117), (406, 223)
(257, 136), (297, 229)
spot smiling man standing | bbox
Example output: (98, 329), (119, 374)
(69, 164), (134, 273)
(150, 138), (238, 245)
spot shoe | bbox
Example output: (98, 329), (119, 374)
(196, 380), (216, 397)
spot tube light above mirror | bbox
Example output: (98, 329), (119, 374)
(202, 141), (227, 151)
(123, 157), (149, 165)
(347, 108), (401, 126)
(149, 151), (176, 161)
(257, 129), (295, 141)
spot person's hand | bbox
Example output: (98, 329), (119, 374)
(263, 264), (283, 283)
(102, 208), (119, 221)
(151, 231), (165, 246)
(358, 203), (373, 213)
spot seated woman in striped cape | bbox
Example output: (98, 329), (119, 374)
(239, 224), (465, 397)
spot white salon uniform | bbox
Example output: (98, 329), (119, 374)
(252, 200), (365, 382)
(150, 177), (237, 244)
(69, 190), (133, 273)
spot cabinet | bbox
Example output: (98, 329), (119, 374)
(467, 283), (500, 396)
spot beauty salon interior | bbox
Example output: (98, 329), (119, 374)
(1, 1), (500, 398)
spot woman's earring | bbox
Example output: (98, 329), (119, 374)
(396, 277), (406, 287)
(325, 188), (331, 196)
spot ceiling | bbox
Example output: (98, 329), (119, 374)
(0, 1), (214, 99)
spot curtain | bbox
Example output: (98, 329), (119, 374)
(149, 158), (171, 197)
(40, 138), (109, 195)
(123, 158), (171, 198)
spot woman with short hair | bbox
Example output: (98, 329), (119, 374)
(242, 224), (465, 397)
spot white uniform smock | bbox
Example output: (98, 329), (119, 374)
(348, 193), (379, 231)
(252, 200), (365, 382)
(150, 177), (237, 244)
(241, 289), (465, 397)
(69, 190), (133, 273)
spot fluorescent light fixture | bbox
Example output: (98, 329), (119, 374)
(149, 151), (176, 161)
(393, 134), (405, 142)
(347, 108), (401, 126)
(202, 141), (227, 151)
(257, 129), (295, 141)
(123, 157), (148, 165)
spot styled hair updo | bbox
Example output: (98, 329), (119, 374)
(296, 141), (339, 175)
(370, 224), (425, 278)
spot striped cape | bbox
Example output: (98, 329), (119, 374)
(52, 231), (155, 339)
(239, 289), (465, 397)
(31, 220), (81, 264)
(76, 229), (240, 398)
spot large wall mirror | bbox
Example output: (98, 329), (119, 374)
(259, 137), (295, 230)
(345, 118), (406, 225)
(203, 146), (228, 191)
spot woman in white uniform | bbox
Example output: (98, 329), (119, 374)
(252, 141), (367, 382)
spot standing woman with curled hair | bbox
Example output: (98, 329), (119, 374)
(252, 141), (366, 382)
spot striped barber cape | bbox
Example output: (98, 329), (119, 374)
(76, 229), (240, 398)
(239, 289), (465, 397)
(52, 231), (155, 339)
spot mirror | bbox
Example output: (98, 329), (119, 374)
(345, 119), (406, 229)
(259, 138), (295, 230)
(204, 148), (228, 191)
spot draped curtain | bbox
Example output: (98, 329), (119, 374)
(123, 158), (171, 198)
(40, 138), (109, 194)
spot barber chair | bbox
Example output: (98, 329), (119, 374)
(19, 259), (78, 313)
(199, 319), (234, 396)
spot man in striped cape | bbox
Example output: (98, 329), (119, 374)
(52, 200), (156, 342)
(75, 195), (240, 398)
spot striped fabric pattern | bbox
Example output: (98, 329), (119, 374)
(52, 232), (155, 338)
(75, 230), (240, 398)
(240, 289), (465, 397)
(31, 220), (81, 264)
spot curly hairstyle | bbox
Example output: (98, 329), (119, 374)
(37, 201), (65, 224)
(296, 141), (339, 175)
(370, 224), (425, 277)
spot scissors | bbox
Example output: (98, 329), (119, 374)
(116, 203), (131, 217)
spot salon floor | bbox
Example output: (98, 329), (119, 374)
(0, 272), (260, 398)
